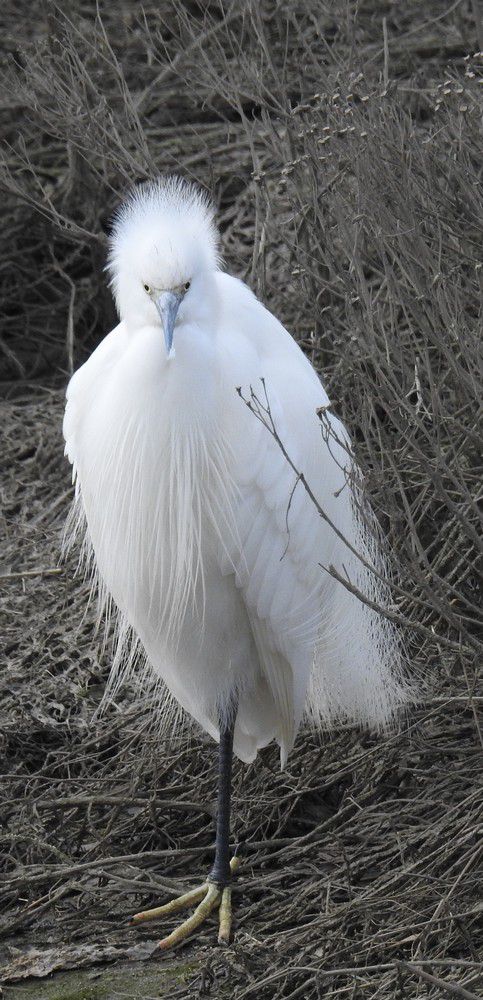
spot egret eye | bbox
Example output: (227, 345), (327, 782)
(184, 280), (191, 291)
(143, 283), (151, 293)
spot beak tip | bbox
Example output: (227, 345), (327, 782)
(156, 290), (182, 358)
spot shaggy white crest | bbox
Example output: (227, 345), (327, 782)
(107, 176), (220, 328)
(64, 176), (412, 768)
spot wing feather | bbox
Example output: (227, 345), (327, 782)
(63, 323), (127, 471)
(248, 616), (294, 765)
(214, 273), (406, 763)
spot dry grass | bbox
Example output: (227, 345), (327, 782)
(1, 2), (482, 998)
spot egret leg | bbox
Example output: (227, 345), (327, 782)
(209, 714), (235, 888)
(129, 708), (239, 949)
(209, 712), (236, 945)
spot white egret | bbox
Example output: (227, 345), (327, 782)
(63, 175), (408, 948)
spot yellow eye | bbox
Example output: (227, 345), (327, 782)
(143, 283), (151, 293)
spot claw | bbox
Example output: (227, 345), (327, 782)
(218, 886), (232, 944)
(130, 883), (208, 924)
(158, 884), (221, 950)
(129, 856), (240, 950)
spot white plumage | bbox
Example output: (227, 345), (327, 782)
(64, 176), (408, 767)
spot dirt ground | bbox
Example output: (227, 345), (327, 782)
(1, 958), (202, 1000)
(1, 3), (482, 998)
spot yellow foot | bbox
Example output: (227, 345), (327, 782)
(130, 856), (240, 950)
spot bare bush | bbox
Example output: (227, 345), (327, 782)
(1, 3), (482, 998)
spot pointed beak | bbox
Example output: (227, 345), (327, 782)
(155, 290), (183, 357)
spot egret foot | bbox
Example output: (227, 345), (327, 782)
(130, 856), (239, 949)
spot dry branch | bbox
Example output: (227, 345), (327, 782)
(1, 2), (482, 998)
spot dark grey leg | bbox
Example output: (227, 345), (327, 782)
(130, 704), (239, 947)
(209, 708), (236, 888)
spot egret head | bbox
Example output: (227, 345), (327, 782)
(107, 176), (220, 354)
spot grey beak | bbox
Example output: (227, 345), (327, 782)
(155, 290), (183, 356)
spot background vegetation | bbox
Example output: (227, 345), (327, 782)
(1, 2), (482, 998)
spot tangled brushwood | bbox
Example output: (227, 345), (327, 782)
(1, 3), (482, 998)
